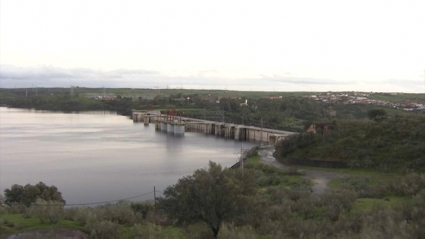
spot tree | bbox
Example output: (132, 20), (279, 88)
(4, 182), (65, 207)
(367, 109), (387, 120)
(159, 161), (257, 238)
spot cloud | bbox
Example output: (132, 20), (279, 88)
(260, 74), (353, 85)
(0, 65), (423, 93)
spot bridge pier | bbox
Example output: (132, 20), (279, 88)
(167, 124), (174, 134)
(161, 123), (167, 131)
(174, 124), (185, 135)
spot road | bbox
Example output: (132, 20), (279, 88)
(258, 147), (345, 194)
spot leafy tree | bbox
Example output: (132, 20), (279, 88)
(159, 161), (257, 238)
(367, 109), (387, 120)
(4, 182), (65, 207)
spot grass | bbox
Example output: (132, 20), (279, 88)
(0, 214), (83, 236)
(244, 150), (305, 188)
(246, 153), (261, 167)
(351, 196), (412, 213)
(370, 93), (425, 103)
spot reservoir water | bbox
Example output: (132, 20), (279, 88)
(0, 107), (256, 205)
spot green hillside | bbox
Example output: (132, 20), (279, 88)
(275, 115), (425, 172)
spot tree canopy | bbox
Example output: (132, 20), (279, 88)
(4, 182), (65, 207)
(158, 161), (257, 238)
(367, 108), (388, 120)
(275, 115), (425, 172)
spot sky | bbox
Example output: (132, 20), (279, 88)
(1, 0), (424, 92)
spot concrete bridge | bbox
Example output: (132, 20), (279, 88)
(132, 110), (296, 145)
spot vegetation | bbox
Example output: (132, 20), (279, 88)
(1, 159), (425, 238)
(1, 88), (418, 132)
(4, 182), (65, 207)
(159, 161), (257, 238)
(367, 108), (388, 120)
(275, 114), (425, 172)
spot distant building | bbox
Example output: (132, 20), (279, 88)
(240, 99), (248, 106)
(262, 96), (282, 100)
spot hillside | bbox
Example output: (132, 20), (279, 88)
(275, 115), (425, 172)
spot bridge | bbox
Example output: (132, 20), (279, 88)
(132, 110), (296, 145)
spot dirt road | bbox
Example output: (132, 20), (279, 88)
(258, 147), (345, 194)
(2, 229), (88, 239)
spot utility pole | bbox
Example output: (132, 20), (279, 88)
(154, 186), (156, 217)
(221, 109), (224, 123)
(260, 118), (263, 146)
(203, 107), (206, 120)
(240, 143), (244, 175)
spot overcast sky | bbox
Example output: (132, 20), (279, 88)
(1, 0), (424, 92)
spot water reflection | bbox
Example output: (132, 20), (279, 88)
(0, 107), (256, 204)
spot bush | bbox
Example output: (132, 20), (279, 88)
(413, 189), (425, 208)
(391, 173), (425, 196)
(129, 223), (183, 239)
(87, 220), (121, 239)
(292, 197), (317, 219)
(339, 176), (390, 198)
(218, 224), (257, 239)
(256, 176), (272, 186)
(265, 203), (292, 221)
(30, 200), (64, 224)
(6, 204), (27, 214)
(101, 201), (137, 224)
(321, 189), (357, 213)
(290, 179), (313, 193)
(185, 223), (214, 239)
(131, 201), (154, 219)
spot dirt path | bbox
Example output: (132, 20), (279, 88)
(2, 229), (88, 239)
(258, 147), (345, 194)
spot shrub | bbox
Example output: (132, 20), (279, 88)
(339, 176), (390, 198)
(101, 201), (137, 224)
(265, 203), (292, 221)
(6, 204), (27, 214)
(391, 173), (425, 196)
(292, 197), (316, 219)
(185, 223), (214, 239)
(218, 224), (257, 239)
(131, 201), (154, 219)
(321, 189), (357, 213)
(87, 220), (121, 239)
(30, 200), (64, 224)
(413, 189), (425, 208)
(129, 223), (183, 239)
(290, 179), (313, 193)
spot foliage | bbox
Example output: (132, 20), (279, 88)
(367, 108), (388, 120)
(30, 200), (64, 224)
(4, 182), (65, 207)
(86, 220), (120, 239)
(390, 173), (425, 196)
(338, 176), (390, 198)
(130, 201), (154, 219)
(158, 161), (257, 238)
(275, 115), (425, 172)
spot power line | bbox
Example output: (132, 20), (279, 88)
(66, 191), (154, 206)
(4, 190), (159, 207)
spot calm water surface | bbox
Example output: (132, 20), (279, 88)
(0, 107), (256, 204)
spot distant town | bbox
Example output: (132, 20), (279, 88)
(306, 92), (425, 112)
(84, 90), (425, 113)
